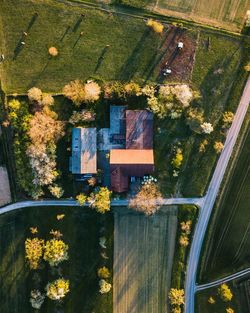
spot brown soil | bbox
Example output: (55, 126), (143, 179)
(156, 26), (198, 82)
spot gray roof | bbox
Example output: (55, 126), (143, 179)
(71, 127), (97, 174)
(110, 105), (127, 135)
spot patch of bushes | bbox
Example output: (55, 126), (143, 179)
(171, 205), (197, 289)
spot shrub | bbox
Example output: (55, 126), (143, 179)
(186, 107), (204, 133)
(97, 266), (111, 279)
(99, 279), (112, 294)
(25, 238), (45, 269)
(218, 284), (233, 302)
(49, 185), (64, 198)
(76, 193), (87, 206)
(28, 87), (43, 103)
(222, 111), (234, 126)
(208, 296), (215, 304)
(69, 110), (96, 125)
(199, 139), (208, 153)
(8, 99), (21, 111)
(124, 81), (142, 96)
(226, 308), (234, 313)
(41, 93), (54, 106)
(46, 279), (70, 300)
(171, 148), (183, 169)
(48, 47), (58, 57)
(213, 141), (224, 154)
(63, 80), (85, 105)
(30, 290), (45, 309)
(201, 122), (214, 134)
(84, 81), (101, 102)
(103, 81), (126, 99)
(244, 62), (250, 71)
(147, 19), (164, 33)
(179, 235), (189, 247)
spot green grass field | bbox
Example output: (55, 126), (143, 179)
(199, 123), (250, 282)
(0, 206), (113, 313)
(0, 0), (164, 94)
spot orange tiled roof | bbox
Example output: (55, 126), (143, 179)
(110, 149), (154, 164)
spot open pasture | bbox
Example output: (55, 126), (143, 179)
(0, 0), (163, 94)
(113, 206), (177, 313)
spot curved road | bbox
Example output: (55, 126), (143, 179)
(185, 75), (250, 313)
(196, 268), (250, 291)
(0, 197), (203, 215)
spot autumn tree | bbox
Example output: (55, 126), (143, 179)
(84, 81), (101, 102)
(44, 239), (69, 266)
(218, 284), (233, 302)
(28, 112), (64, 146)
(63, 80), (85, 105)
(129, 182), (163, 215)
(213, 141), (224, 154)
(171, 148), (183, 169)
(222, 111), (234, 127)
(168, 288), (185, 306)
(226, 308), (234, 313)
(28, 87), (43, 103)
(97, 266), (111, 279)
(76, 193), (87, 206)
(88, 187), (112, 214)
(46, 279), (70, 300)
(25, 237), (45, 269)
(147, 19), (164, 33)
(48, 47), (58, 57)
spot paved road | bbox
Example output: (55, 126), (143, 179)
(185, 75), (250, 313)
(0, 197), (203, 215)
(196, 268), (250, 291)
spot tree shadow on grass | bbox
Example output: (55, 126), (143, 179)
(60, 25), (71, 42)
(72, 16), (84, 32)
(26, 13), (38, 32)
(94, 46), (110, 73)
(118, 28), (150, 81)
(27, 59), (51, 89)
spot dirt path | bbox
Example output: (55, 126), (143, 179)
(113, 206), (178, 313)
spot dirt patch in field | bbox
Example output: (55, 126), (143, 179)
(113, 206), (177, 313)
(156, 26), (198, 82)
(0, 166), (11, 206)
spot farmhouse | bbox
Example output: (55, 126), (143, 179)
(110, 109), (154, 193)
(70, 127), (97, 175)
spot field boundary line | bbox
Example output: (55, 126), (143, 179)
(196, 267), (250, 291)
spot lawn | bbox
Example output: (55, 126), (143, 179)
(0, 0), (163, 94)
(0, 206), (113, 313)
(195, 282), (240, 313)
(155, 32), (243, 197)
(199, 123), (250, 282)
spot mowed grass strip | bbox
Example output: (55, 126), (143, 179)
(0, 0), (162, 94)
(200, 125), (250, 282)
(113, 206), (177, 313)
